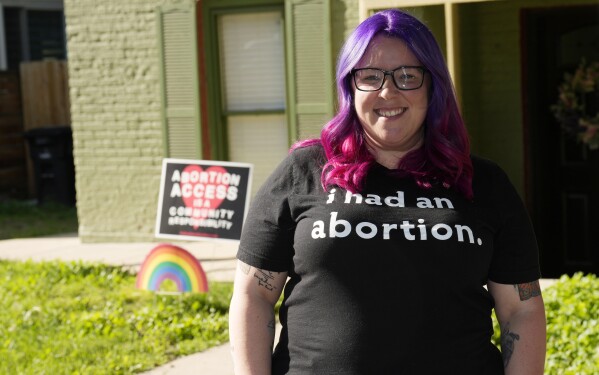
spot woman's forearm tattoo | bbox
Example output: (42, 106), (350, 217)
(500, 323), (520, 368)
(513, 281), (541, 301)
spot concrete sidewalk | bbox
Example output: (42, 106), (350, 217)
(0, 233), (238, 375)
(0, 233), (238, 281)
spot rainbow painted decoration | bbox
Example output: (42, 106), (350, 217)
(136, 244), (209, 293)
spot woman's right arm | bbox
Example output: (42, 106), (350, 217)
(229, 260), (288, 375)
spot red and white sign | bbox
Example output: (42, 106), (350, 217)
(155, 159), (253, 242)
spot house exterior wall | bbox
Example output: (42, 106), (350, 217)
(331, 0), (359, 60)
(64, 0), (593, 242)
(64, 0), (174, 242)
(460, 0), (598, 195)
(65, 0), (354, 242)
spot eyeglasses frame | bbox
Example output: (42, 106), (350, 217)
(351, 66), (428, 92)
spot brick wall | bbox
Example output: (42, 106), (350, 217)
(64, 0), (182, 241)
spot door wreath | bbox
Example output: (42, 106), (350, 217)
(551, 60), (599, 150)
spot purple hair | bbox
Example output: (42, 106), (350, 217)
(294, 9), (473, 199)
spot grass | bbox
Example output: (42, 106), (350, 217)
(0, 260), (233, 374)
(0, 200), (78, 239)
(0, 200), (236, 374)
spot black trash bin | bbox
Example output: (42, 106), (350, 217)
(24, 126), (76, 206)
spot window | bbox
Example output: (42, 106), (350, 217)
(217, 10), (288, 196)
(2, 7), (66, 71)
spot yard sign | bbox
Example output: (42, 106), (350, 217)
(155, 158), (253, 242)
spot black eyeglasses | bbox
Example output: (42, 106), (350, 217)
(351, 66), (427, 91)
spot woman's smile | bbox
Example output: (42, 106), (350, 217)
(374, 107), (407, 118)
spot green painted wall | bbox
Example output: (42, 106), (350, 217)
(403, 5), (447, 58)
(64, 0), (186, 242)
(460, 0), (598, 195)
(331, 0), (360, 62)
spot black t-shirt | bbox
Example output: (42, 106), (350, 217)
(237, 145), (540, 375)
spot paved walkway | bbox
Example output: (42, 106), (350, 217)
(0, 233), (238, 281)
(0, 233), (556, 374)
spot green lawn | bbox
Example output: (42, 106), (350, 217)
(0, 201), (235, 374)
(0, 260), (233, 374)
(0, 200), (78, 239)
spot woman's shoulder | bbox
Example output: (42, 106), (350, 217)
(286, 141), (327, 191)
(289, 140), (326, 165)
(471, 154), (506, 177)
(470, 154), (515, 193)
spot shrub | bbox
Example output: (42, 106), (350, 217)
(544, 273), (599, 374)
(492, 273), (599, 374)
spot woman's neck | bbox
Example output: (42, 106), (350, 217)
(364, 135), (423, 170)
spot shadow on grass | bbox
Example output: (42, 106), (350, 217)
(0, 200), (78, 240)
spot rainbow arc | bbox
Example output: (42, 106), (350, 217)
(136, 244), (208, 293)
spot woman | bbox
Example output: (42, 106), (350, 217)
(229, 9), (546, 375)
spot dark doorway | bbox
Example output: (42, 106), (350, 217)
(522, 4), (599, 277)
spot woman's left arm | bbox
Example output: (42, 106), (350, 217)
(488, 280), (546, 375)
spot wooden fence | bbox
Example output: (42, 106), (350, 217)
(0, 60), (70, 198)
(20, 60), (70, 130)
(0, 71), (27, 197)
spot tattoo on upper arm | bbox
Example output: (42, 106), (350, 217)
(239, 262), (251, 275)
(513, 281), (541, 301)
(254, 269), (279, 291)
(500, 323), (520, 368)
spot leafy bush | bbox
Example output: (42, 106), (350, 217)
(492, 273), (599, 374)
(544, 273), (599, 374)
(0, 260), (233, 374)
